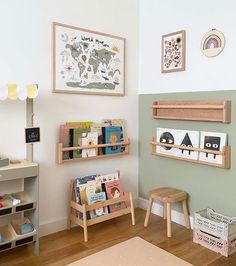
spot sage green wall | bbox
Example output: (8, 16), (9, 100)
(139, 90), (235, 216)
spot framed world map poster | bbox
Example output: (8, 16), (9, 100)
(52, 22), (125, 96)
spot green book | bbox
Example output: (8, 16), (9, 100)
(73, 128), (90, 158)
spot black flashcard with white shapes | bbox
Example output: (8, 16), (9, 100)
(177, 130), (199, 160)
(199, 131), (227, 164)
(156, 128), (179, 157)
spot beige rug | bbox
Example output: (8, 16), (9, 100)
(67, 237), (193, 266)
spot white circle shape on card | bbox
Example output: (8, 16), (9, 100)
(201, 29), (225, 57)
(17, 85), (27, 100)
(0, 84), (8, 100)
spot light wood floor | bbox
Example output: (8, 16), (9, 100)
(1, 208), (236, 266)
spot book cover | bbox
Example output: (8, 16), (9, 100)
(177, 130), (199, 160)
(105, 180), (126, 213)
(74, 175), (97, 204)
(59, 124), (83, 159)
(102, 119), (126, 152)
(87, 192), (108, 219)
(156, 128), (179, 157)
(85, 180), (102, 200)
(81, 132), (98, 157)
(103, 126), (121, 154)
(91, 123), (107, 155)
(73, 128), (90, 158)
(96, 171), (120, 183)
(199, 131), (227, 164)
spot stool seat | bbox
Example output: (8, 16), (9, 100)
(149, 187), (188, 203)
(144, 187), (190, 237)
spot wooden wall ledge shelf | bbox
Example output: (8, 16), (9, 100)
(68, 180), (135, 242)
(152, 100), (231, 123)
(56, 139), (130, 164)
(151, 138), (230, 169)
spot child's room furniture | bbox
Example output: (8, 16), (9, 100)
(144, 187), (190, 237)
(151, 99), (231, 169)
(0, 86), (39, 255)
(68, 179), (135, 242)
(193, 208), (236, 257)
(152, 100), (231, 123)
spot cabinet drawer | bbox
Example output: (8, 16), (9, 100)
(0, 165), (38, 181)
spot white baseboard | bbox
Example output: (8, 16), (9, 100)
(39, 218), (68, 237)
(138, 197), (193, 229)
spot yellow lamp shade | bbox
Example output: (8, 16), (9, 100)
(27, 84), (38, 99)
(7, 84), (18, 100)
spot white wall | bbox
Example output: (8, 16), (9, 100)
(0, 0), (139, 235)
(139, 0), (236, 94)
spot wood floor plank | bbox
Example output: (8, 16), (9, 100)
(0, 208), (235, 266)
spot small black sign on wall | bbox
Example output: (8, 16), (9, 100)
(25, 127), (40, 143)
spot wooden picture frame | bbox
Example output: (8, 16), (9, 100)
(161, 30), (186, 73)
(52, 22), (125, 96)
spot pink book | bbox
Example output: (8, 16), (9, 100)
(105, 180), (126, 213)
(59, 124), (83, 159)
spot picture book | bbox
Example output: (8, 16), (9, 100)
(156, 128), (200, 160)
(74, 174), (97, 204)
(59, 124), (83, 159)
(87, 192), (108, 219)
(73, 128), (90, 158)
(91, 123), (107, 155)
(102, 119), (126, 152)
(177, 130), (199, 160)
(96, 171), (120, 183)
(103, 126), (121, 154)
(156, 128), (179, 157)
(199, 131), (227, 164)
(81, 132), (98, 157)
(85, 180), (102, 200)
(105, 180), (126, 213)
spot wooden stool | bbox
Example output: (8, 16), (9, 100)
(144, 187), (190, 237)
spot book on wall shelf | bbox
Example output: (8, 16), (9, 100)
(103, 126), (122, 155)
(81, 132), (98, 158)
(56, 119), (130, 164)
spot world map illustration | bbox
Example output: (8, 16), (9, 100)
(56, 26), (124, 93)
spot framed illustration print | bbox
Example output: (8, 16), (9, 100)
(52, 22), (125, 96)
(161, 30), (186, 73)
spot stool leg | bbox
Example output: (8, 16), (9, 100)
(167, 202), (172, 237)
(182, 199), (190, 229)
(163, 202), (167, 220)
(144, 198), (153, 227)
